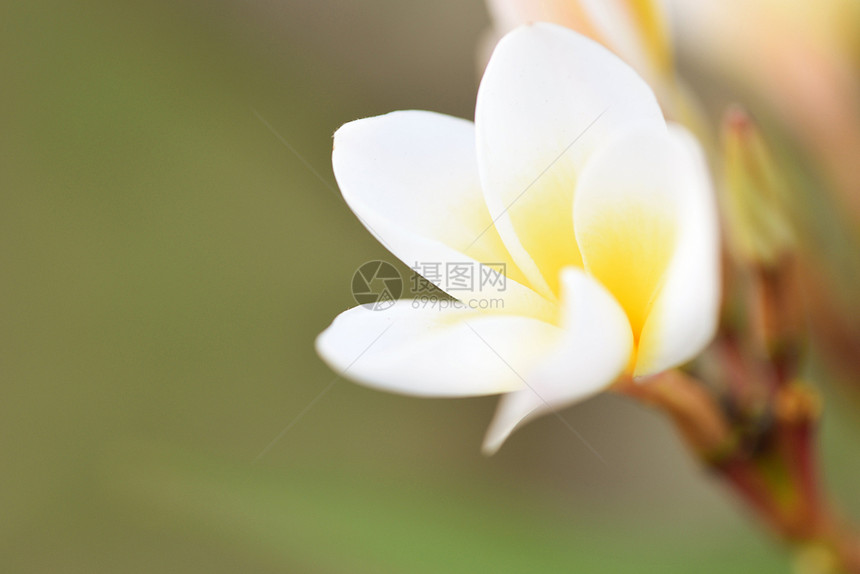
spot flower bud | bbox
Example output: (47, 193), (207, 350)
(721, 107), (796, 267)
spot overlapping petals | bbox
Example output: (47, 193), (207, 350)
(317, 23), (719, 452)
(476, 23), (664, 297)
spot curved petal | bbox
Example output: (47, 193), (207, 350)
(634, 124), (720, 376)
(316, 300), (561, 398)
(475, 22), (665, 298)
(333, 110), (554, 321)
(573, 124), (680, 343)
(483, 268), (633, 454)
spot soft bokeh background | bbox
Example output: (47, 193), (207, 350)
(3, 1), (859, 572)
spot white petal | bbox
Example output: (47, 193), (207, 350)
(333, 110), (554, 320)
(573, 124), (681, 343)
(315, 300), (561, 398)
(634, 124), (720, 376)
(475, 23), (664, 298)
(483, 268), (633, 454)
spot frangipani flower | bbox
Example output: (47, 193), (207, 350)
(482, 0), (709, 145)
(485, 0), (674, 95)
(316, 23), (720, 453)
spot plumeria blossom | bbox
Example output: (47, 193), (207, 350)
(488, 0), (860, 225)
(482, 0), (713, 143)
(316, 23), (719, 454)
(485, 0), (674, 95)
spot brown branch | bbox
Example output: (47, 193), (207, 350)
(614, 371), (860, 573)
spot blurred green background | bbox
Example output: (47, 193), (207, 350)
(3, 1), (858, 572)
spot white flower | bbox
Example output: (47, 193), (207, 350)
(316, 23), (720, 454)
(481, 0), (710, 135)
(485, 0), (674, 89)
